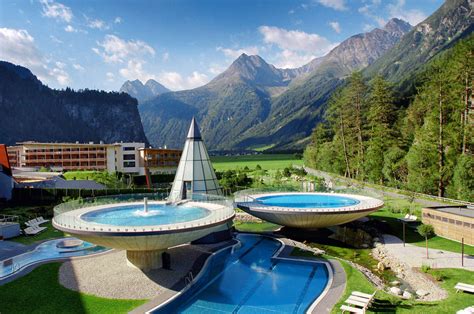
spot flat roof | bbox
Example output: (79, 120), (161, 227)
(425, 206), (474, 219)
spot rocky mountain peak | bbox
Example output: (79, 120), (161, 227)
(383, 18), (412, 36)
(120, 78), (170, 103)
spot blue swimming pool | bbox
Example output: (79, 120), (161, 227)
(0, 238), (107, 279)
(81, 204), (210, 226)
(256, 193), (359, 208)
(154, 234), (329, 313)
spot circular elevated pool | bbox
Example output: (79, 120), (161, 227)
(81, 204), (210, 226)
(236, 192), (383, 229)
(53, 199), (235, 271)
(255, 194), (360, 208)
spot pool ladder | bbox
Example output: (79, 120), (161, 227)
(184, 271), (194, 286)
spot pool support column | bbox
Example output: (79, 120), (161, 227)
(126, 249), (165, 271)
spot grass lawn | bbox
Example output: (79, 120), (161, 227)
(371, 199), (474, 256)
(10, 221), (66, 245)
(233, 221), (281, 232)
(302, 256), (474, 313)
(211, 154), (303, 171)
(0, 263), (146, 314)
(63, 171), (125, 188)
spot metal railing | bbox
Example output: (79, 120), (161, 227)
(0, 214), (19, 224)
(302, 166), (474, 206)
(53, 193), (235, 234)
(234, 189), (384, 213)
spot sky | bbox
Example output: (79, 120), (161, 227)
(0, 0), (443, 91)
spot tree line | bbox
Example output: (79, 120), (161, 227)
(304, 36), (473, 201)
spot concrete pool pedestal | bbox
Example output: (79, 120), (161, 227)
(126, 250), (164, 271)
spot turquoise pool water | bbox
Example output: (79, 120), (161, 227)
(0, 238), (107, 279)
(81, 204), (210, 226)
(154, 234), (329, 313)
(256, 193), (359, 208)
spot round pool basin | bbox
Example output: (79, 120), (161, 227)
(236, 192), (383, 228)
(53, 201), (235, 253)
(80, 204), (210, 226)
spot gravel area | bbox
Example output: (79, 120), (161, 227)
(59, 245), (209, 300)
(372, 236), (449, 301)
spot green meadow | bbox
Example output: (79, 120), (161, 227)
(211, 154), (303, 171)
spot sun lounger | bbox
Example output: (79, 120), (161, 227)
(345, 298), (368, 308)
(37, 216), (49, 224)
(340, 304), (365, 314)
(24, 227), (41, 235)
(352, 291), (376, 300)
(455, 282), (474, 293)
(348, 295), (371, 304)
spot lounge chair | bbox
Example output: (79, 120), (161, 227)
(352, 291), (376, 299)
(348, 295), (371, 304)
(37, 216), (49, 224)
(345, 298), (369, 308)
(340, 304), (365, 314)
(24, 227), (40, 236)
(455, 283), (474, 293)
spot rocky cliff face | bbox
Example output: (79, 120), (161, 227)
(364, 0), (473, 95)
(0, 61), (148, 145)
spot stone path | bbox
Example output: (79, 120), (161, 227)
(382, 234), (474, 270)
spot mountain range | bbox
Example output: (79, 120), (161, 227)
(120, 79), (171, 103)
(139, 17), (412, 150)
(139, 0), (472, 151)
(0, 61), (148, 146)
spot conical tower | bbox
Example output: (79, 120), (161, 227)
(168, 118), (222, 202)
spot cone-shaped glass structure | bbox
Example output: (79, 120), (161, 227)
(169, 118), (222, 202)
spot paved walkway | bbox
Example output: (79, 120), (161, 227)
(382, 234), (474, 271)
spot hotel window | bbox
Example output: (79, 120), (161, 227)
(448, 219), (454, 224)
(123, 154), (135, 161)
(442, 217), (448, 222)
(456, 220), (462, 226)
(463, 222), (470, 228)
(123, 147), (135, 151)
(123, 161), (135, 168)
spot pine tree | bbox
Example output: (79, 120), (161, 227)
(364, 75), (396, 184)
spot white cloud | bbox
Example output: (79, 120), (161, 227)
(317, 0), (347, 11)
(93, 34), (155, 63)
(363, 23), (374, 32)
(187, 71), (208, 87)
(329, 21), (341, 33)
(273, 50), (317, 69)
(50, 35), (63, 43)
(87, 18), (108, 30)
(162, 52), (169, 62)
(208, 63), (226, 75)
(106, 72), (115, 82)
(119, 59), (156, 83)
(50, 66), (70, 85)
(0, 27), (71, 86)
(258, 26), (333, 55)
(216, 46), (260, 59)
(114, 17), (122, 24)
(39, 0), (73, 22)
(64, 25), (77, 32)
(388, 0), (425, 26)
(358, 4), (385, 27)
(156, 71), (210, 90)
(72, 63), (84, 71)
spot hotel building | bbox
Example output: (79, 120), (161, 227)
(7, 141), (181, 175)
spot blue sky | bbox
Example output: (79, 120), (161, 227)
(0, 0), (443, 91)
